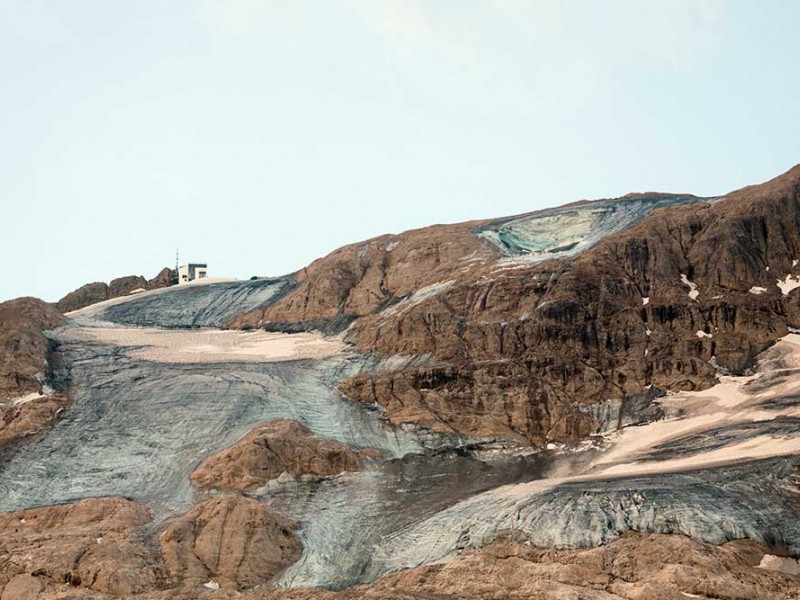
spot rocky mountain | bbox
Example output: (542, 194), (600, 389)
(55, 267), (175, 313)
(1, 165), (799, 599)
(231, 165), (800, 445)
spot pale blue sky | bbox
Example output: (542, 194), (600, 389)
(1, 0), (798, 302)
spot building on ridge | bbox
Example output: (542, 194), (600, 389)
(177, 263), (207, 284)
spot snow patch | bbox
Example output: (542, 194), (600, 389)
(386, 241), (400, 252)
(680, 274), (699, 301)
(793, 259), (798, 268)
(758, 555), (800, 576)
(642, 297), (650, 306)
(203, 580), (220, 590)
(10, 392), (48, 407)
(777, 274), (800, 296)
(696, 330), (713, 339)
(645, 328), (652, 336)
(381, 281), (455, 318)
(749, 286), (767, 295)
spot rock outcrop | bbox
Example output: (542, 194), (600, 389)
(55, 267), (175, 313)
(0, 297), (65, 401)
(159, 494), (302, 590)
(23, 532), (798, 599)
(0, 394), (70, 450)
(190, 419), (362, 492)
(324, 533), (800, 600)
(0, 497), (162, 598)
(231, 165), (800, 445)
(0, 297), (69, 450)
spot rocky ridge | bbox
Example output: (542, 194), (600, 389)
(190, 419), (362, 492)
(55, 267), (175, 313)
(231, 165), (800, 445)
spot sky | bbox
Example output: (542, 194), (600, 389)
(1, 0), (799, 303)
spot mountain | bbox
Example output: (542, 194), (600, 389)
(0, 165), (799, 598)
(231, 166), (800, 445)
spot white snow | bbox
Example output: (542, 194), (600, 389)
(386, 241), (400, 252)
(645, 328), (652, 336)
(9, 392), (48, 407)
(777, 274), (800, 296)
(642, 297), (650, 306)
(749, 286), (767, 295)
(696, 330), (713, 339)
(680, 274), (699, 301)
(203, 581), (220, 590)
(644, 348), (649, 357)
(96, 537), (103, 544)
(793, 259), (798, 268)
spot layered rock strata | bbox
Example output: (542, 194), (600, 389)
(231, 165), (800, 445)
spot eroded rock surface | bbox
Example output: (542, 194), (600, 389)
(160, 494), (302, 590)
(42, 533), (799, 599)
(0, 297), (68, 449)
(0, 393), (70, 450)
(191, 419), (362, 492)
(0, 497), (162, 597)
(0, 297), (65, 401)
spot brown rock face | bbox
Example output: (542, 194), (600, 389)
(0, 297), (69, 449)
(233, 165), (800, 445)
(0, 394), (70, 450)
(0, 497), (163, 597)
(55, 267), (175, 313)
(227, 220), (496, 331)
(0, 297), (65, 402)
(159, 494), (302, 589)
(330, 533), (800, 600)
(147, 267), (176, 290)
(190, 419), (362, 492)
(110, 533), (800, 599)
(55, 281), (110, 313)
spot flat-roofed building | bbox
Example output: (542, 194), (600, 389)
(177, 263), (207, 284)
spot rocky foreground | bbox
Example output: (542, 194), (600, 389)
(1, 166), (800, 598)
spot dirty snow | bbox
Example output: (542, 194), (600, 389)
(680, 274), (699, 301)
(62, 327), (346, 364)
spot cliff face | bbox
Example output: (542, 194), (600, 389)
(55, 267), (175, 313)
(231, 166), (800, 444)
(0, 297), (65, 402)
